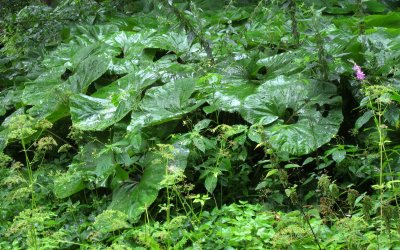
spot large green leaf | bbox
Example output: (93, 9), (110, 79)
(241, 76), (343, 156)
(200, 57), (260, 113)
(104, 30), (156, 74)
(70, 69), (159, 131)
(70, 94), (121, 131)
(256, 50), (308, 80)
(24, 54), (110, 120)
(68, 55), (110, 93)
(109, 143), (189, 221)
(92, 67), (159, 99)
(365, 12), (400, 28)
(145, 31), (191, 56)
(128, 78), (204, 132)
(72, 24), (120, 45)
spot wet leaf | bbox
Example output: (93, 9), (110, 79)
(241, 75), (343, 156)
(128, 78), (204, 132)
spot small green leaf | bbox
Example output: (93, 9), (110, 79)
(284, 164), (301, 169)
(194, 119), (212, 132)
(302, 157), (314, 166)
(332, 149), (346, 164)
(94, 210), (130, 234)
(355, 111), (373, 129)
(266, 169), (278, 178)
(205, 173), (218, 193)
(193, 137), (206, 153)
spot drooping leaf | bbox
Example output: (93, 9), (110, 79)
(198, 66), (258, 113)
(241, 75), (343, 156)
(70, 94), (128, 131)
(109, 143), (189, 220)
(355, 110), (373, 130)
(205, 173), (218, 193)
(128, 78), (204, 132)
(70, 68), (160, 130)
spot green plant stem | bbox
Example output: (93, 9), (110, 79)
(164, 157), (172, 249)
(288, 0), (300, 46)
(21, 138), (36, 208)
(21, 138), (39, 249)
(268, 149), (322, 249)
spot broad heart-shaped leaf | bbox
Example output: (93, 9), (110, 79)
(241, 76), (343, 156)
(70, 69), (159, 131)
(199, 56), (260, 113)
(128, 78), (204, 132)
(109, 143), (189, 221)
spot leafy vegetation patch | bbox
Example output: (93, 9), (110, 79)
(1, 0), (400, 248)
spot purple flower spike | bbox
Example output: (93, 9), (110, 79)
(353, 64), (365, 80)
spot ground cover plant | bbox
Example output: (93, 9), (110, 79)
(1, 0), (400, 249)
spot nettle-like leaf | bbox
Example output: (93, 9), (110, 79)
(241, 75), (343, 156)
(109, 143), (189, 221)
(70, 69), (159, 131)
(128, 78), (204, 132)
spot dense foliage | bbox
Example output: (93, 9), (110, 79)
(1, 0), (400, 248)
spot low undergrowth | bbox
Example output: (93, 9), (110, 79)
(1, 0), (400, 249)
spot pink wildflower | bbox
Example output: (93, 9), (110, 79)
(352, 64), (365, 80)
